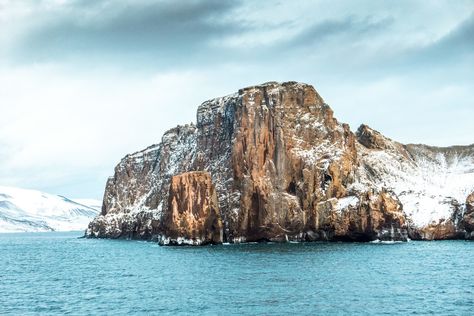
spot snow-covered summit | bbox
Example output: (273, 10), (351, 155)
(0, 186), (100, 233)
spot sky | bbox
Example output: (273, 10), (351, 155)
(0, 0), (473, 199)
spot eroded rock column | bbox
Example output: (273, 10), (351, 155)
(159, 171), (223, 245)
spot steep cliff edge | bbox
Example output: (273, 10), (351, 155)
(86, 81), (474, 244)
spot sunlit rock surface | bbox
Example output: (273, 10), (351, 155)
(159, 171), (222, 245)
(86, 82), (474, 243)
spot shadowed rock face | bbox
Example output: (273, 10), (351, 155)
(357, 124), (391, 150)
(463, 193), (474, 239)
(86, 81), (474, 244)
(307, 190), (407, 242)
(159, 171), (222, 245)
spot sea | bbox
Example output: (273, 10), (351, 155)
(0, 231), (473, 315)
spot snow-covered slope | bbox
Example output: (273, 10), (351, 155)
(354, 125), (474, 230)
(70, 198), (102, 212)
(0, 186), (100, 233)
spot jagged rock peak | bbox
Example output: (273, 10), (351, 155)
(122, 124), (197, 162)
(356, 124), (395, 150)
(238, 81), (323, 99)
(196, 81), (326, 128)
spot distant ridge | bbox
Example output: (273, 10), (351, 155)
(0, 186), (100, 233)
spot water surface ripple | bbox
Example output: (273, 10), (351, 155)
(0, 232), (473, 315)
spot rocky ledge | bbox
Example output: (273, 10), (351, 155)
(85, 81), (474, 245)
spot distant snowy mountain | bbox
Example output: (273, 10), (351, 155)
(70, 198), (102, 212)
(0, 186), (100, 233)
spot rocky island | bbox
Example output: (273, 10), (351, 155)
(86, 82), (474, 245)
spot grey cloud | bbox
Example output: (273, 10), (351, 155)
(9, 1), (397, 72)
(2, 0), (473, 198)
(374, 13), (474, 73)
(12, 0), (245, 67)
(285, 15), (394, 48)
(6, 1), (473, 74)
(288, 11), (474, 82)
(425, 12), (474, 60)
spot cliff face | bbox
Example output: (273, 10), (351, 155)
(354, 126), (474, 240)
(463, 193), (474, 239)
(86, 81), (474, 244)
(159, 171), (222, 245)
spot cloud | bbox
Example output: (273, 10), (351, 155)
(0, 0), (473, 198)
(284, 15), (393, 49)
(4, 0), (471, 74)
(5, 0), (245, 67)
(422, 12), (474, 60)
(373, 11), (474, 76)
(0, 63), (246, 198)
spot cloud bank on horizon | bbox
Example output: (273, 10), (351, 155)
(0, 0), (473, 199)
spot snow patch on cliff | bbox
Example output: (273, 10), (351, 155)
(337, 196), (359, 211)
(197, 93), (239, 127)
(356, 144), (474, 228)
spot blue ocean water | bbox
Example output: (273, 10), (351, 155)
(0, 232), (472, 315)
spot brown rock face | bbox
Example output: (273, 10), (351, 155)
(86, 81), (473, 244)
(356, 124), (412, 160)
(159, 171), (222, 245)
(463, 193), (474, 239)
(356, 124), (390, 150)
(306, 190), (407, 241)
(413, 220), (461, 240)
(358, 190), (407, 241)
(86, 125), (198, 239)
(228, 83), (358, 242)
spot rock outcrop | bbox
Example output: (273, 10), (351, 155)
(354, 125), (474, 240)
(307, 190), (407, 242)
(86, 81), (474, 244)
(159, 171), (222, 245)
(463, 193), (474, 239)
(357, 124), (394, 151)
